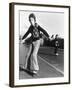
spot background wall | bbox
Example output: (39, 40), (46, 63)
(0, 0), (72, 90)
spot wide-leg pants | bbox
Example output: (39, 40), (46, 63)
(24, 39), (41, 71)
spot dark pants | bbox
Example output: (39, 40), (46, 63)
(54, 46), (58, 54)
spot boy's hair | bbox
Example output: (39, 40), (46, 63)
(29, 13), (36, 21)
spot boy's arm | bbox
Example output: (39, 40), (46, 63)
(38, 25), (49, 38)
(22, 26), (31, 40)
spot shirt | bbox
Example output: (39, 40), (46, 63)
(22, 24), (49, 41)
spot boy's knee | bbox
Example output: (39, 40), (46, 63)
(32, 53), (36, 58)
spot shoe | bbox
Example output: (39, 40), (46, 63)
(32, 71), (37, 74)
(21, 66), (26, 70)
(56, 53), (59, 56)
(32, 71), (39, 77)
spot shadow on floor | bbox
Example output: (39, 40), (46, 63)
(19, 66), (35, 77)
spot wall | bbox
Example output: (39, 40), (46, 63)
(0, 0), (72, 90)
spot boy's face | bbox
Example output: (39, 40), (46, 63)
(29, 17), (35, 26)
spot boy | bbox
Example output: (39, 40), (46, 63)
(21, 13), (49, 75)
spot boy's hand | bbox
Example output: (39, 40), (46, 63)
(21, 39), (25, 44)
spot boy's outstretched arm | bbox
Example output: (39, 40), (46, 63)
(38, 25), (49, 38)
(22, 26), (31, 40)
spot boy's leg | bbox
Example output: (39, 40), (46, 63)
(23, 44), (32, 69)
(30, 40), (41, 73)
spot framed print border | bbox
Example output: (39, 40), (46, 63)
(9, 2), (70, 87)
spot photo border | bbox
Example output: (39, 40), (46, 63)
(9, 2), (70, 87)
